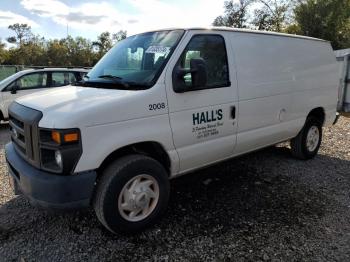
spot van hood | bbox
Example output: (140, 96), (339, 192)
(15, 85), (162, 128)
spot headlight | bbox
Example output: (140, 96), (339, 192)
(39, 128), (82, 174)
(55, 150), (63, 169)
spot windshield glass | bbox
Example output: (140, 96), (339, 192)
(86, 30), (184, 89)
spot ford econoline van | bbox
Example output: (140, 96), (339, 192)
(5, 28), (341, 234)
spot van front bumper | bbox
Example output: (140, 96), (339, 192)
(5, 143), (97, 209)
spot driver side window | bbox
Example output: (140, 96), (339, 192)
(179, 34), (230, 89)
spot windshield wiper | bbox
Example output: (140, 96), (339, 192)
(81, 74), (150, 90)
(80, 79), (150, 90)
(98, 74), (123, 80)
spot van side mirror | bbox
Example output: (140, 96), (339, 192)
(173, 58), (207, 93)
(10, 85), (18, 94)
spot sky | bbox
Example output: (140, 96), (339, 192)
(0, 0), (226, 42)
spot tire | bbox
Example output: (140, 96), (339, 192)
(93, 154), (170, 234)
(290, 116), (322, 160)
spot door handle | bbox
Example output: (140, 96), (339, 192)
(231, 106), (236, 119)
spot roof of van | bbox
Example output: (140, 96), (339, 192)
(139, 27), (328, 43)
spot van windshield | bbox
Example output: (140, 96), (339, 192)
(85, 30), (184, 90)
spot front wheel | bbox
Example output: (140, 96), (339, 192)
(93, 155), (170, 234)
(290, 117), (322, 160)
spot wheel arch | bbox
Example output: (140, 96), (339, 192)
(97, 141), (171, 176)
(307, 107), (325, 126)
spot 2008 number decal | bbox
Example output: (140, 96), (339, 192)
(149, 103), (166, 111)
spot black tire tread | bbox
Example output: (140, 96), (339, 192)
(290, 129), (304, 159)
(93, 155), (144, 232)
(290, 116), (322, 160)
(93, 154), (169, 234)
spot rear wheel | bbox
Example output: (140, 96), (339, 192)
(93, 154), (169, 234)
(290, 117), (322, 160)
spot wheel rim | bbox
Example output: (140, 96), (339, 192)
(118, 174), (160, 222)
(306, 126), (320, 152)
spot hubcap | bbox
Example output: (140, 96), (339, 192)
(118, 174), (159, 222)
(306, 126), (320, 152)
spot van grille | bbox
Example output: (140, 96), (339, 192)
(9, 116), (27, 155)
(8, 102), (43, 168)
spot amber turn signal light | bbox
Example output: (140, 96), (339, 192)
(51, 131), (61, 144)
(64, 133), (78, 142)
(51, 131), (79, 144)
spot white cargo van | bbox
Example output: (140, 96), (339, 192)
(5, 28), (341, 234)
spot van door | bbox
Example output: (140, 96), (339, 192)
(1, 72), (49, 118)
(165, 32), (238, 173)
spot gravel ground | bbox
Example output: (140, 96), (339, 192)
(0, 118), (350, 261)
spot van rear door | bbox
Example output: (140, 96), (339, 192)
(165, 31), (238, 173)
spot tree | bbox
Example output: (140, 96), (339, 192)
(46, 39), (70, 66)
(213, 0), (253, 28)
(7, 23), (33, 46)
(0, 40), (8, 64)
(21, 35), (47, 65)
(1, 25), (128, 67)
(93, 32), (113, 57)
(252, 0), (293, 32)
(284, 23), (301, 34)
(294, 0), (350, 49)
(5, 35), (46, 65)
(65, 36), (94, 66)
(93, 31), (127, 60)
(113, 30), (127, 42)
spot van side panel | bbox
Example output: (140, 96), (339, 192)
(66, 84), (180, 174)
(74, 114), (180, 174)
(230, 32), (338, 155)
